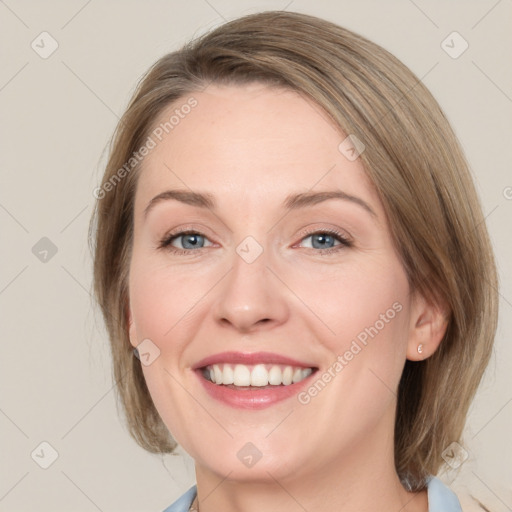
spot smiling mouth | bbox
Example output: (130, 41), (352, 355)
(201, 363), (316, 388)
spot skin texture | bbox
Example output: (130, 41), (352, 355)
(127, 84), (447, 512)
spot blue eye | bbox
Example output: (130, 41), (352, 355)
(176, 233), (206, 249)
(159, 229), (351, 256)
(159, 231), (212, 252)
(304, 233), (338, 249)
(299, 230), (351, 253)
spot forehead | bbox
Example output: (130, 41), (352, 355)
(134, 83), (382, 217)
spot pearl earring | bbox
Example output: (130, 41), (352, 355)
(417, 344), (424, 354)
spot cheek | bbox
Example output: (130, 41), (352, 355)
(129, 256), (214, 348)
(138, 362), (201, 460)
(293, 265), (411, 444)
(283, 255), (411, 355)
(129, 257), (209, 452)
(289, 255), (412, 419)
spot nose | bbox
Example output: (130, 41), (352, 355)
(212, 244), (290, 333)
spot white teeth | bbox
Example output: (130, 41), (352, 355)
(205, 363), (314, 386)
(302, 368), (313, 379)
(292, 368), (303, 383)
(268, 365), (282, 385)
(251, 364), (268, 387)
(233, 364), (251, 386)
(223, 364), (234, 385)
(282, 366), (293, 385)
(213, 365), (223, 385)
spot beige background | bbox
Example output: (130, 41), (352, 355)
(1, 1), (511, 510)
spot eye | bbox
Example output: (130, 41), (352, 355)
(158, 230), (213, 253)
(158, 228), (352, 255)
(298, 229), (352, 254)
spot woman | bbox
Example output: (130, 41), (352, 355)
(90, 11), (498, 512)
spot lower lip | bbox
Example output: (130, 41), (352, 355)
(195, 370), (315, 409)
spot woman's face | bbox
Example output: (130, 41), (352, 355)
(128, 83), (418, 482)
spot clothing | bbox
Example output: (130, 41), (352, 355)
(162, 475), (462, 512)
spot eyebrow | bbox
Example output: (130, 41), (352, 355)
(284, 190), (376, 217)
(143, 189), (377, 219)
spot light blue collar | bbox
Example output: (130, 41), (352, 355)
(162, 485), (196, 512)
(427, 476), (462, 512)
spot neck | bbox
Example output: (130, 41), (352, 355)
(192, 427), (428, 512)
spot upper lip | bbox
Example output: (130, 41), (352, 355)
(193, 351), (317, 370)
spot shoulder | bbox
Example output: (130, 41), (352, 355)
(427, 476), (463, 512)
(162, 485), (197, 512)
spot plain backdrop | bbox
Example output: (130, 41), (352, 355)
(1, 1), (511, 511)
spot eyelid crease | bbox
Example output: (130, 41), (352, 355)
(296, 226), (352, 243)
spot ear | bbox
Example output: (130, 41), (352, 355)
(127, 305), (138, 349)
(406, 292), (449, 361)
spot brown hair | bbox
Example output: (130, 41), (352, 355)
(89, 10), (499, 491)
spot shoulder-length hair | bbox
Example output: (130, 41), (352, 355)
(89, 10), (498, 491)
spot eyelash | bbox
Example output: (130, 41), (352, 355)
(158, 228), (353, 256)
